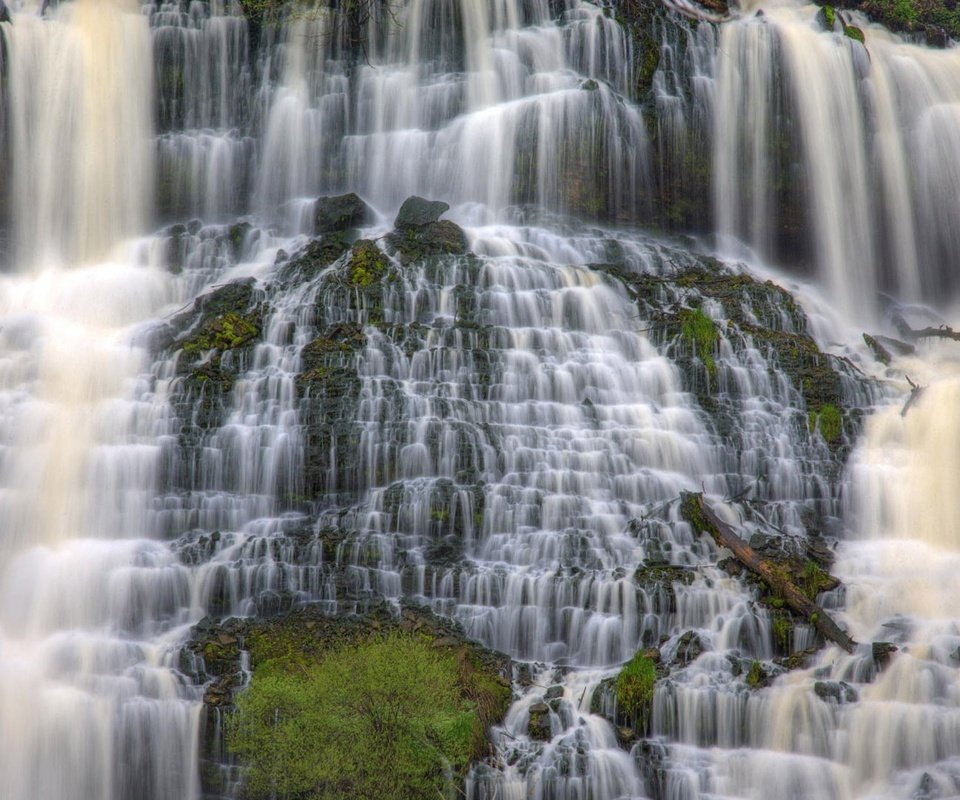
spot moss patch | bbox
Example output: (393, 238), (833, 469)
(344, 239), (389, 288)
(181, 311), (260, 356)
(615, 650), (657, 729)
(229, 634), (491, 799)
(679, 307), (719, 375)
(809, 403), (843, 444)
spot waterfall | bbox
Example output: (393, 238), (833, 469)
(4, 0), (153, 268)
(0, 0), (959, 797)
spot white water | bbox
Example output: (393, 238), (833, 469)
(0, 0), (960, 798)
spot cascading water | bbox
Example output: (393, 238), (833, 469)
(1, 0), (960, 797)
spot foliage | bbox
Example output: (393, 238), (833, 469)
(772, 615), (792, 650)
(345, 239), (389, 288)
(615, 651), (657, 727)
(810, 403), (842, 444)
(680, 307), (719, 375)
(745, 660), (764, 688)
(800, 559), (831, 600)
(181, 311), (260, 356)
(227, 632), (494, 799)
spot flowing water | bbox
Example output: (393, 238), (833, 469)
(0, 0), (959, 797)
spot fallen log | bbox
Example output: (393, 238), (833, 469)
(892, 313), (960, 343)
(680, 492), (857, 653)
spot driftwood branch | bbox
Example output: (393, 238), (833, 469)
(901, 375), (925, 417)
(680, 492), (856, 653)
(892, 313), (960, 343)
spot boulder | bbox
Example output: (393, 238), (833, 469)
(394, 195), (450, 229)
(314, 193), (373, 234)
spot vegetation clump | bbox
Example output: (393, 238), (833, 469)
(228, 631), (506, 800)
(809, 402), (843, 444)
(680, 307), (719, 375)
(745, 659), (765, 688)
(615, 650), (657, 728)
(344, 239), (389, 287)
(181, 311), (260, 356)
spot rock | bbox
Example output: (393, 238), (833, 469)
(394, 195), (450, 229)
(872, 641), (898, 669)
(545, 685), (564, 700)
(814, 680), (858, 703)
(671, 630), (704, 666)
(925, 25), (948, 47)
(875, 334), (915, 356)
(527, 702), (552, 741)
(315, 193), (373, 234)
(387, 219), (468, 266)
(815, 4), (841, 32)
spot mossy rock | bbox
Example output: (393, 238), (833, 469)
(156, 278), (264, 441)
(527, 702), (553, 741)
(745, 659), (769, 689)
(394, 195), (450, 229)
(179, 310), (260, 356)
(276, 233), (352, 285)
(341, 239), (390, 287)
(315, 192), (373, 234)
(387, 220), (469, 266)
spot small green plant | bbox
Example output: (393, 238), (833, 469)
(772, 615), (792, 650)
(615, 651), (657, 728)
(746, 660), (764, 688)
(228, 633), (499, 799)
(801, 559), (829, 600)
(680, 307), (719, 375)
(181, 312), (260, 355)
(810, 403), (842, 444)
(843, 24), (865, 43)
(346, 240), (388, 288)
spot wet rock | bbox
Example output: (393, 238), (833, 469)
(527, 702), (552, 741)
(387, 219), (469, 266)
(315, 192), (373, 234)
(394, 195), (450, 229)
(815, 4), (842, 31)
(745, 659), (771, 689)
(671, 630), (704, 666)
(814, 680), (858, 703)
(545, 685), (564, 701)
(872, 641), (898, 669)
(277, 234), (351, 285)
(226, 221), (252, 258)
(340, 239), (390, 287)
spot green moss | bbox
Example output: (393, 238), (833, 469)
(229, 633), (495, 799)
(680, 307), (719, 375)
(181, 311), (260, 356)
(811, 403), (843, 444)
(615, 651), (657, 727)
(800, 560), (831, 600)
(843, 24), (866, 42)
(823, 4), (837, 27)
(772, 616), (792, 650)
(746, 660), (764, 688)
(345, 239), (389, 288)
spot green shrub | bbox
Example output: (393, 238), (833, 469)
(227, 633), (490, 799)
(615, 651), (657, 727)
(810, 403), (842, 444)
(680, 308), (719, 375)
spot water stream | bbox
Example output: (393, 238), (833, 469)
(0, 0), (958, 798)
